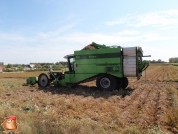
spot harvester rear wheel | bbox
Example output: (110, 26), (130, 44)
(122, 77), (128, 89)
(38, 73), (49, 87)
(96, 74), (116, 91)
(116, 78), (122, 89)
(116, 77), (128, 89)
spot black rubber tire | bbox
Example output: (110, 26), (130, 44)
(116, 77), (128, 89)
(116, 78), (122, 89)
(122, 77), (128, 89)
(96, 74), (116, 91)
(38, 73), (50, 87)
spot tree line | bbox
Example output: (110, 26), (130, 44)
(2, 62), (68, 72)
(149, 59), (165, 63)
(169, 57), (178, 63)
(1, 57), (178, 72)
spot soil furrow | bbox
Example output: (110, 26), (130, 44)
(119, 84), (152, 126)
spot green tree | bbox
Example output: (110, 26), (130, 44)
(157, 59), (162, 63)
(169, 57), (178, 63)
(6, 64), (12, 68)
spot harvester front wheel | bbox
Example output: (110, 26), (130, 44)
(96, 74), (116, 91)
(38, 73), (49, 87)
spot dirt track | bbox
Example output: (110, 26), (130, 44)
(0, 65), (178, 133)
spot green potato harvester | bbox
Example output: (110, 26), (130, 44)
(26, 42), (151, 91)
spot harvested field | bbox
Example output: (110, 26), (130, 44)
(0, 64), (178, 134)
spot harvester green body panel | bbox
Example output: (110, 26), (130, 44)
(65, 73), (96, 83)
(75, 49), (98, 64)
(54, 79), (67, 87)
(75, 64), (97, 74)
(73, 47), (123, 83)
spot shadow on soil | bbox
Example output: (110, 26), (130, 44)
(38, 85), (135, 99)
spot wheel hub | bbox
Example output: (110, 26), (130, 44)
(38, 74), (49, 87)
(100, 78), (110, 88)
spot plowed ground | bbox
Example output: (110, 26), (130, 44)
(0, 65), (178, 134)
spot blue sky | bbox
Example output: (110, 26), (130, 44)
(0, 0), (178, 64)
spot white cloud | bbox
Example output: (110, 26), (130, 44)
(141, 33), (173, 42)
(116, 30), (140, 35)
(58, 31), (173, 44)
(142, 46), (178, 62)
(105, 19), (126, 26)
(1, 43), (72, 64)
(134, 11), (178, 27)
(0, 33), (28, 42)
(36, 29), (141, 46)
(105, 9), (178, 28)
(0, 14), (176, 64)
(38, 24), (76, 39)
(58, 32), (142, 45)
(0, 30), (174, 64)
(161, 9), (178, 16)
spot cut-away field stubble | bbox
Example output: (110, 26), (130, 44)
(0, 64), (178, 134)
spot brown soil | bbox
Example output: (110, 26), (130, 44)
(0, 64), (178, 133)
